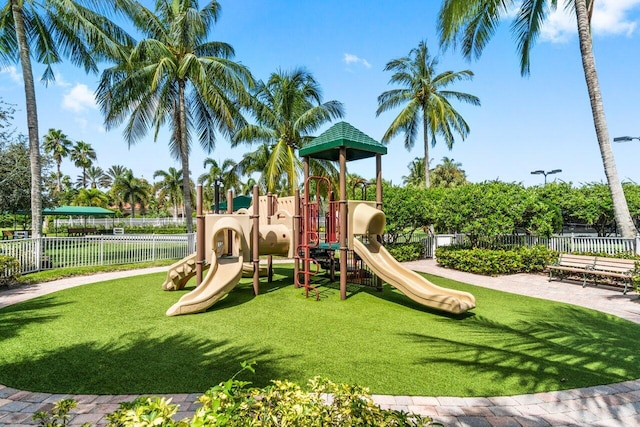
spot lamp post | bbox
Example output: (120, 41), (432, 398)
(614, 136), (640, 143)
(214, 177), (223, 213)
(531, 169), (562, 184)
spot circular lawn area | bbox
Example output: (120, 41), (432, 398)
(1, 265), (639, 397)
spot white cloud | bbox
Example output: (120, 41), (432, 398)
(343, 53), (371, 69)
(540, 0), (640, 42)
(62, 83), (97, 112)
(0, 66), (22, 84)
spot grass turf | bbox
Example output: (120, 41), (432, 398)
(1, 265), (639, 397)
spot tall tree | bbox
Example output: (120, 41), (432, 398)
(153, 167), (183, 220)
(96, 0), (253, 233)
(42, 128), (72, 193)
(402, 157), (426, 188)
(232, 68), (344, 195)
(70, 140), (96, 188)
(438, 0), (636, 237)
(199, 157), (241, 195)
(79, 165), (109, 189)
(113, 169), (149, 218)
(103, 164), (129, 188)
(0, 0), (133, 237)
(431, 156), (467, 188)
(377, 40), (480, 188)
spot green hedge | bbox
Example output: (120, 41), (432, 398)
(386, 242), (423, 262)
(435, 245), (556, 276)
(0, 255), (20, 287)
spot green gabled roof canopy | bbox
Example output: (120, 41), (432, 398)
(42, 206), (115, 216)
(299, 121), (387, 161)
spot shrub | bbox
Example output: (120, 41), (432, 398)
(387, 242), (423, 262)
(0, 255), (20, 287)
(71, 363), (439, 426)
(436, 245), (555, 276)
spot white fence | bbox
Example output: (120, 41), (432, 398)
(51, 217), (186, 228)
(419, 233), (640, 258)
(0, 233), (195, 276)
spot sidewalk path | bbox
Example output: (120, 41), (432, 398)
(1, 260), (640, 426)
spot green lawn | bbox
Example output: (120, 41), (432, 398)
(1, 265), (639, 397)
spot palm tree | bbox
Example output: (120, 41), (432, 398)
(73, 188), (109, 208)
(79, 165), (109, 189)
(113, 169), (149, 218)
(103, 164), (129, 188)
(42, 128), (72, 193)
(70, 140), (96, 188)
(199, 157), (242, 193)
(377, 40), (480, 188)
(96, 0), (253, 233)
(438, 0), (636, 237)
(0, 0), (133, 237)
(153, 167), (183, 220)
(431, 157), (467, 188)
(402, 157), (426, 188)
(232, 68), (344, 195)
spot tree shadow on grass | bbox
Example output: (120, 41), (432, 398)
(0, 329), (295, 395)
(402, 305), (640, 395)
(0, 296), (69, 340)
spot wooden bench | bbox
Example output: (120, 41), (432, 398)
(591, 257), (637, 295)
(2, 230), (14, 240)
(548, 254), (596, 286)
(67, 227), (98, 236)
(548, 254), (637, 294)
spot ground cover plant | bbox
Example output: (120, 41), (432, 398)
(2, 265), (640, 397)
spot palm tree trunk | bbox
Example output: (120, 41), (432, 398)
(56, 161), (62, 193)
(575, 0), (636, 237)
(12, 0), (42, 237)
(423, 115), (431, 188)
(178, 80), (193, 233)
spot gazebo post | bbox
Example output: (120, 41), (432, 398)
(267, 192), (274, 283)
(376, 154), (383, 211)
(196, 185), (204, 286)
(375, 154), (383, 291)
(339, 147), (347, 300)
(227, 189), (233, 256)
(252, 185), (260, 295)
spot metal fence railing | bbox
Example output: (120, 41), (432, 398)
(383, 233), (640, 260)
(0, 233), (195, 276)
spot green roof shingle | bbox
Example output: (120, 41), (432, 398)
(299, 122), (387, 161)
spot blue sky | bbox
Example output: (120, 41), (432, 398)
(2, 0), (640, 188)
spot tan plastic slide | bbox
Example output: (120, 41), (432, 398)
(351, 203), (476, 314)
(165, 217), (245, 316)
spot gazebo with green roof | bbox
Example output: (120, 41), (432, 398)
(299, 121), (387, 300)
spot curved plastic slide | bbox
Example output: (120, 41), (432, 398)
(162, 253), (209, 291)
(353, 239), (475, 314)
(166, 218), (245, 316)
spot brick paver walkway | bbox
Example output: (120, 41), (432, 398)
(1, 261), (640, 426)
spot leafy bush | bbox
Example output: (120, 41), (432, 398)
(387, 242), (423, 262)
(32, 398), (85, 427)
(77, 363), (439, 426)
(436, 245), (555, 276)
(0, 255), (20, 286)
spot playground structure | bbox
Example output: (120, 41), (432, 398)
(162, 122), (476, 316)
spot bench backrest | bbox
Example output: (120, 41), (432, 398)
(558, 254), (596, 269)
(2, 230), (13, 236)
(593, 257), (637, 274)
